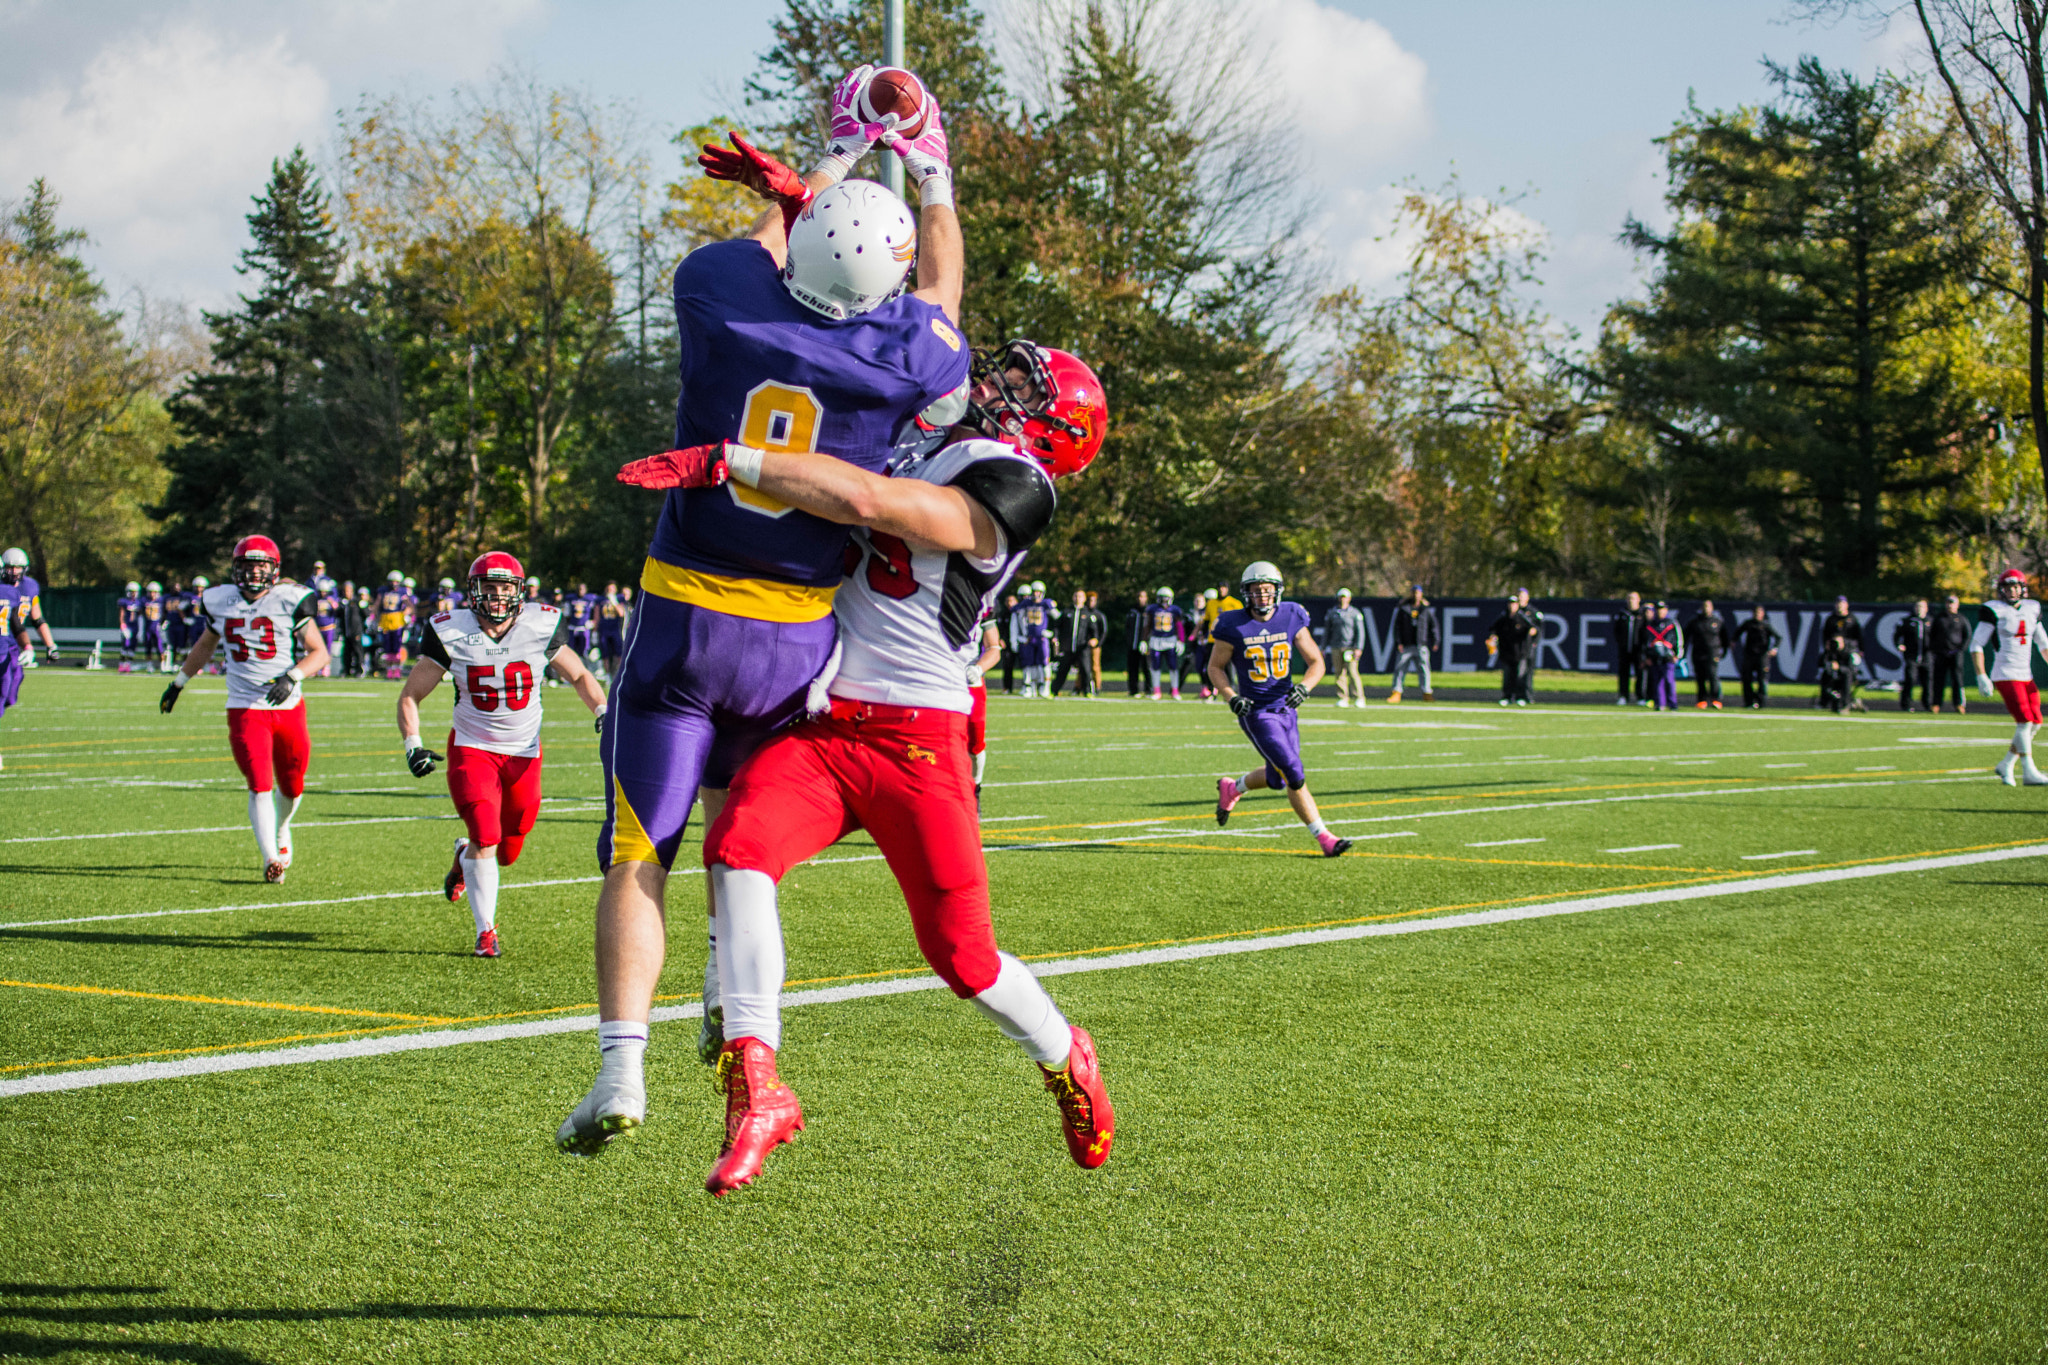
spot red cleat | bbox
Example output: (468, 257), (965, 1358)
(1040, 1026), (1114, 1169)
(473, 927), (501, 957)
(445, 837), (468, 903)
(705, 1037), (803, 1196)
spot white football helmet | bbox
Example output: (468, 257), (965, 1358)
(1157, 586), (1174, 603)
(782, 180), (917, 321)
(125, 580), (140, 594)
(192, 576), (209, 590)
(1241, 561), (1284, 617)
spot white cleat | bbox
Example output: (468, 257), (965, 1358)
(1995, 757), (2018, 786)
(277, 844), (292, 870)
(2024, 767), (2048, 787)
(556, 1073), (647, 1157)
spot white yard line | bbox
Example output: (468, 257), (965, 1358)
(9, 841), (2041, 1097)
(1467, 838), (1546, 848)
(1606, 843), (1682, 853)
(1741, 849), (1820, 861)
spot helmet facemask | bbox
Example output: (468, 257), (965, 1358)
(232, 554), (278, 598)
(1243, 581), (1280, 617)
(470, 573), (522, 626)
(965, 342), (1088, 464)
(1998, 572), (2027, 603)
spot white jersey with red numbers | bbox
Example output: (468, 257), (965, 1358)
(197, 583), (316, 710)
(1971, 599), (2045, 682)
(419, 603), (569, 757)
(830, 439), (1056, 716)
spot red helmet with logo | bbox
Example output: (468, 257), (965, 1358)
(230, 534), (281, 595)
(967, 340), (1108, 479)
(1997, 567), (2029, 600)
(467, 551), (525, 625)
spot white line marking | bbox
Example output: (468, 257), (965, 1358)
(1741, 849), (1819, 861)
(1084, 818), (1175, 829)
(1764, 763), (1807, 769)
(1605, 843), (1681, 853)
(1854, 766), (1897, 771)
(10, 842), (2041, 1097)
(0, 814), (458, 845)
(1466, 838), (1546, 847)
(1323, 829), (1420, 841)
(976, 815), (1047, 823)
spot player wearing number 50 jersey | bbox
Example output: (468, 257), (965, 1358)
(1971, 568), (2048, 786)
(397, 553), (607, 957)
(159, 535), (332, 883)
(1210, 561), (1351, 857)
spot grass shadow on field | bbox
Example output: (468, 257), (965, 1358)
(0, 927), (444, 957)
(0, 863), (244, 884)
(0, 1301), (699, 1329)
(0, 1332), (266, 1362)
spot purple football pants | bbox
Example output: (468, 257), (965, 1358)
(1239, 702), (1306, 790)
(598, 591), (835, 871)
(0, 646), (20, 716)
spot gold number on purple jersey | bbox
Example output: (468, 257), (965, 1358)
(731, 381), (824, 517)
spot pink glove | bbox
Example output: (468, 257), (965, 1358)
(818, 65), (885, 181)
(882, 95), (952, 208)
(617, 444), (731, 491)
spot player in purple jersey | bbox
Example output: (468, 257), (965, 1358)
(116, 581), (141, 669)
(1208, 561), (1351, 857)
(0, 548), (57, 719)
(1144, 588), (1188, 700)
(138, 583), (169, 668)
(312, 581), (341, 675)
(564, 581), (597, 660)
(559, 67), (968, 1154)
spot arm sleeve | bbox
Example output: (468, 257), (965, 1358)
(950, 457), (1056, 552)
(292, 591), (317, 626)
(1970, 614), (1995, 650)
(543, 612), (572, 659)
(419, 621), (453, 669)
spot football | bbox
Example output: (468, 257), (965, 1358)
(858, 66), (929, 140)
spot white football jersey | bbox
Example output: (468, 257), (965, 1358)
(831, 439), (1056, 715)
(421, 603), (569, 756)
(1972, 599), (2045, 682)
(197, 582), (317, 710)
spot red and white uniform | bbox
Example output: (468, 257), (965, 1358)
(198, 582), (316, 795)
(421, 602), (569, 861)
(1973, 599), (2045, 723)
(706, 440), (1055, 996)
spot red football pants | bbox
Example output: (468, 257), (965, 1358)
(446, 735), (541, 865)
(704, 701), (998, 997)
(967, 683), (988, 756)
(1994, 679), (2043, 724)
(226, 706), (310, 797)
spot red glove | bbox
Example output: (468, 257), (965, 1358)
(617, 444), (730, 490)
(699, 133), (813, 232)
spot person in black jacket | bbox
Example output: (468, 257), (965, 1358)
(1734, 605), (1779, 708)
(1635, 600), (1659, 704)
(1929, 593), (1971, 713)
(1642, 602), (1682, 710)
(1511, 589), (1543, 703)
(1388, 585), (1437, 702)
(1125, 590), (1150, 696)
(1820, 597), (1862, 668)
(1485, 598), (1530, 706)
(1052, 589), (1106, 697)
(342, 587), (369, 678)
(1892, 598), (1933, 712)
(1685, 599), (1730, 709)
(1610, 590), (1643, 704)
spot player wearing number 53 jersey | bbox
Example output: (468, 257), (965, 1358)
(1210, 561), (1351, 857)
(1971, 568), (2048, 786)
(398, 553), (607, 957)
(159, 535), (332, 883)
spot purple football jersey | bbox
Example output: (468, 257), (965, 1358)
(648, 239), (970, 596)
(1213, 601), (1310, 705)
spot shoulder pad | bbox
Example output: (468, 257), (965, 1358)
(950, 455), (1056, 551)
(432, 612), (453, 626)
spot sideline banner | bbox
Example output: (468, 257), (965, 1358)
(1292, 596), (1970, 687)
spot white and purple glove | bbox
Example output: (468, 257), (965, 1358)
(883, 95), (952, 209)
(814, 65), (884, 185)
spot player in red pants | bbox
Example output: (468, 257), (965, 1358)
(397, 552), (607, 956)
(158, 535), (330, 883)
(630, 340), (1114, 1194)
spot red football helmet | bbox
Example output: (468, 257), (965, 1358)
(1997, 567), (2029, 601)
(468, 551), (525, 625)
(966, 340), (1108, 479)
(230, 535), (281, 596)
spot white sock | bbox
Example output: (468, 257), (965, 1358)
(597, 1019), (647, 1081)
(702, 921), (721, 1018)
(271, 790), (301, 848)
(2017, 723), (2037, 759)
(461, 847), (499, 933)
(1307, 818), (1328, 836)
(248, 791), (279, 865)
(1242, 771), (1259, 792)
(969, 953), (1071, 1067)
(710, 863), (785, 1052)
(972, 750), (987, 786)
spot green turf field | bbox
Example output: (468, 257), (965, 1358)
(3, 669), (2044, 1363)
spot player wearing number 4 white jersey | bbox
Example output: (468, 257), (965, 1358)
(1971, 568), (2048, 786)
(397, 552), (606, 957)
(159, 535), (331, 883)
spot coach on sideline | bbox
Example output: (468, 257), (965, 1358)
(1324, 589), (1365, 707)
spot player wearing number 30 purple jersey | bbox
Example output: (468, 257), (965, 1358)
(1209, 561), (1351, 857)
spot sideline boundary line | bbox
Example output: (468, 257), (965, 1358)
(6, 841), (2041, 1098)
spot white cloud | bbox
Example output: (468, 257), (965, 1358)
(1254, 0), (1429, 171)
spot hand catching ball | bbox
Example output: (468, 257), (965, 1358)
(858, 67), (929, 139)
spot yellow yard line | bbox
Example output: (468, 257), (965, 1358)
(0, 978), (455, 1023)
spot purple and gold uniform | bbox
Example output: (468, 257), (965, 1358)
(117, 589), (141, 660)
(565, 590), (597, 657)
(1011, 595), (1054, 669)
(601, 237), (969, 870)
(374, 584), (413, 659)
(138, 588), (168, 657)
(1145, 601), (1187, 696)
(313, 585), (341, 656)
(0, 575), (40, 717)
(1214, 601), (1311, 789)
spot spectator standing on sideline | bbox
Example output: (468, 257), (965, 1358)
(1642, 602), (1682, 710)
(1685, 600), (1730, 709)
(1324, 589), (1365, 707)
(1735, 606), (1779, 708)
(1389, 585), (1436, 702)
(342, 588), (369, 678)
(1125, 590), (1150, 696)
(1610, 591), (1643, 704)
(1087, 592), (1105, 689)
(1931, 593), (1971, 713)
(1892, 599), (1933, 711)
(1052, 589), (1105, 697)
(1821, 597), (1863, 682)
(1635, 598), (1659, 704)
(1512, 589), (1542, 703)
(1485, 597), (1528, 706)
(1000, 592), (1020, 693)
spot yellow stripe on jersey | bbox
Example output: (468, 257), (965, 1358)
(638, 556), (836, 624)
(378, 613), (408, 631)
(610, 776), (662, 866)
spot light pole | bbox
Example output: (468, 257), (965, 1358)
(883, 0), (906, 201)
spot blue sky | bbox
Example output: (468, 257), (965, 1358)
(0, 0), (1909, 333)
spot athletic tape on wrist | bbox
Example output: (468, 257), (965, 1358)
(810, 150), (859, 185)
(918, 169), (955, 210)
(404, 734), (422, 752)
(725, 443), (766, 488)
